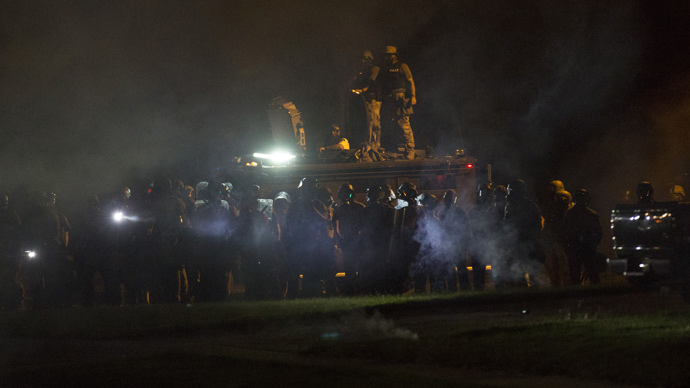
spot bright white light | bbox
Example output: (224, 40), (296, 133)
(25, 250), (36, 259)
(253, 152), (296, 163)
(112, 211), (124, 223)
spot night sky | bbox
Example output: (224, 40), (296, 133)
(2, 0), (690, 212)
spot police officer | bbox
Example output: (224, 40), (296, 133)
(466, 186), (491, 291)
(563, 189), (603, 285)
(73, 195), (120, 307)
(351, 50), (382, 150)
(333, 184), (365, 294)
(0, 193), (22, 309)
(391, 182), (423, 293)
(636, 181), (654, 204)
(502, 179), (544, 287)
(145, 177), (189, 303)
(360, 183), (396, 294)
(542, 188), (572, 287)
(283, 177), (333, 297)
(191, 180), (235, 301)
(19, 190), (68, 308)
(379, 46), (416, 160)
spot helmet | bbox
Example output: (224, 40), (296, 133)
(549, 180), (565, 193)
(383, 46), (398, 55)
(492, 185), (507, 205)
(443, 189), (457, 208)
(337, 184), (355, 202)
(207, 181), (227, 200)
(636, 181), (654, 203)
(572, 189), (591, 207)
(507, 179), (528, 197)
(274, 191), (291, 203)
(397, 182), (418, 201)
(362, 50), (373, 60)
(554, 190), (572, 208)
(195, 181), (209, 201)
(298, 177), (318, 189)
(317, 187), (334, 207)
(671, 185), (686, 201)
(419, 193), (437, 209)
(476, 184), (491, 205)
(152, 177), (172, 194)
(366, 184), (386, 203)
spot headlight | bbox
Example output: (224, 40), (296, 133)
(112, 211), (124, 223)
(253, 152), (296, 164)
(25, 250), (37, 259)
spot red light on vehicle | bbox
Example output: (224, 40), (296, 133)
(466, 164), (473, 169)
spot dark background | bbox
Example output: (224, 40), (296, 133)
(2, 0), (690, 215)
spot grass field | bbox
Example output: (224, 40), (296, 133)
(2, 285), (690, 387)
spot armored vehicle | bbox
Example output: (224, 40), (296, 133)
(609, 202), (690, 301)
(223, 150), (477, 211)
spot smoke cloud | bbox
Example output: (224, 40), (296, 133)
(2, 0), (689, 229)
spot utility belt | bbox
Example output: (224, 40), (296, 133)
(383, 89), (406, 99)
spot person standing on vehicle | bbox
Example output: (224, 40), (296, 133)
(563, 189), (603, 285)
(351, 50), (381, 150)
(379, 46), (416, 160)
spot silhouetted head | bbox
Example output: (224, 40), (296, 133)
(636, 181), (654, 204)
(572, 189), (591, 207)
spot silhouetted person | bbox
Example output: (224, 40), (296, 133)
(191, 180), (235, 301)
(73, 195), (122, 306)
(392, 182), (423, 293)
(20, 191), (67, 308)
(283, 177), (333, 297)
(563, 189), (603, 285)
(0, 194), (22, 309)
(636, 181), (654, 204)
(466, 186), (492, 291)
(145, 177), (189, 303)
(358, 184), (395, 294)
(502, 179), (544, 287)
(543, 189), (572, 287)
(333, 184), (365, 294)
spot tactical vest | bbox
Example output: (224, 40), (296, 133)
(380, 62), (407, 95)
(354, 65), (380, 100)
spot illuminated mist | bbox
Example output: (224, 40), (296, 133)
(2, 0), (689, 229)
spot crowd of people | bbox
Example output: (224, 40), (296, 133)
(0, 174), (617, 310)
